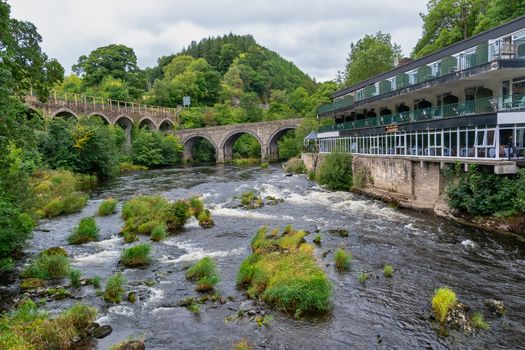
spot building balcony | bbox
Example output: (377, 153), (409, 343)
(318, 95), (525, 134)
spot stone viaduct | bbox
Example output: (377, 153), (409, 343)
(25, 93), (180, 132)
(171, 118), (302, 162)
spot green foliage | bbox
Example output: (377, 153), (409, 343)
(234, 339), (254, 350)
(68, 217), (99, 244)
(432, 287), (457, 324)
(198, 209), (215, 228)
(233, 134), (260, 160)
(283, 157), (306, 174)
(413, 0), (485, 58)
(22, 253), (70, 280)
(0, 300), (96, 350)
(471, 312), (489, 330)
(313, 235), (321, 245)
(91, 275), (101, 289)
(186, 257), (220, 292)
(0, 199), (34, 272)
(358, 272), (369, 285)
(189, 197), (204, 217)
(317, 153), (353, 191)
(334, 248), (351, 271)
(104, 272), (126, 303)
(238, 226), (331, 317)
(240, 191), (263, 209)
(151, 224), (167, 242)
(131, 129), (182, 167)
(383, 264), (394, 278)
(475, 0), (525, 34)
(446, 165), (525, 217)
(98, 197), (118, 216)
(121, 243), (152, 267)
(343, 32), (401, 86)
(69, 269), (81, 288)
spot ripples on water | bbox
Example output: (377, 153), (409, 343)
(3, 164), (525, 349)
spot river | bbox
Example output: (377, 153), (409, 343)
(2, 164), (525, 349)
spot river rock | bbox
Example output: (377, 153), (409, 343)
(92, 325), (113, 339)
(485, 299), (506, 316)
(446, 303), (474, 332)
(112, 340), (145, 350)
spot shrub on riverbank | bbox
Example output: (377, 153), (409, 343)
(31, 170), (94, 219)
(118, 162), (148, 173)
(0, 300), (97, 350)
(22, 252), (70, 280)
(317, 152), (353, 191)
(0, 200), (34, 272)
(98, 197), (118, 216)
(237, 226), (331, 318)
(186, 257), (220, 292)
(432, 287), (457, 324)
(121, 243), (151, 267)
(283, 157), (306, 174)
(104, 272), (126, 303)
(132, 129), (182, 167)
(446, 165), (525, 217)
(232, 157), (260, 166)
(68, 217), (100, 244)
(334, 248), (351, 271)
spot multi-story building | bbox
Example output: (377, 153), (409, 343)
(314, 15), (525, 166)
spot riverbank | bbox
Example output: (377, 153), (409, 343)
(301, 153), (525, 238)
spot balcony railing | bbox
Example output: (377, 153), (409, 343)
(318, 95), (525, 133)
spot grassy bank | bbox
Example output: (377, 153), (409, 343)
(237, 226), (331, 318)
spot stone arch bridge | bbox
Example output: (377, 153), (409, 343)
(172, 118), (302, 163)
(25, 93), (180, 132)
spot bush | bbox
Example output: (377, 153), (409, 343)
(22, 253), (70, 280)
(121, 243), (151, 267)
(186, 257), (219, 292)
(238, 226), (331, 317)
(69, 269), (81, 288)
(151, 224), (167, 242)
(98, 197), (118, 216)
(432, 287), (457, 324)
(118, 162), (147, 173)
(189, 197), (204, 217)
(0, 200), (34, 272)
(68, 217), (99, 244)
(283, 157), (306, 174)
(383, 264), (394, 277)
(317, 152), (353, 191)
(198, 209), (214, 228)
(0, 300), (97, 350)
(334, 248), (351, 271)
(104, 272), (126, 303)
(132, 129), (181, 167)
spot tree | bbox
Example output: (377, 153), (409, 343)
(413, 0), (485, 58)
(474, 0), (525, 34)
(72, 44), (144, 98)
(344, 32), (401, 86)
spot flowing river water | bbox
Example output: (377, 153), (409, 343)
(2, 164), (525, 349)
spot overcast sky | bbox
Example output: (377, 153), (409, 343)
(9, 0), (428, 82)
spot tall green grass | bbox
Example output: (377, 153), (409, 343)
(21, 252), (70, 280)
(104, 272), (126, 303)
(186, 257), (220, 292)
(68, 217), (99, 244)
(98, 197), (118, 216)
(121, 243), (151, 267)
(432, 287), (457, 324)
(334, 248), (351, 271)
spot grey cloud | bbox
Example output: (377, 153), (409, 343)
(9, 0), (427, 81)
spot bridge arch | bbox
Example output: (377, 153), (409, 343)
(52, 107), (78, 120)
(88, 112), (110, 125)
(138, 117), (157, 130)
(267, 125), (298, 161)
(159, 119), (175, 133)
(182, 135), (218, 163)
(220, 130), (264, 163)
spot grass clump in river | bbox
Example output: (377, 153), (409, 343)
(237, 226), (331, 318)
(69, 269), (81, 288)
(98, 197), (118, 216)
(151, 224), (167, 242)
(471, 312), (489, 330)
(383, 264), (394, 277)
(234, 339), (254, 350)
(0, 299), (97, 350)
(432, 287), (457, 324)
(198, 209), (215, 228)
(21, 250), (70, 280)
(121, 243), (152, 267)
(68, 217), (99, 244)
(104, 272), (126, 303)
(186, 257), (220, 292)
(121, 195), (191, 236)
(334, 248), (351, 271)
(358, 272), (369, 285)
(240, 191), (263, 209)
